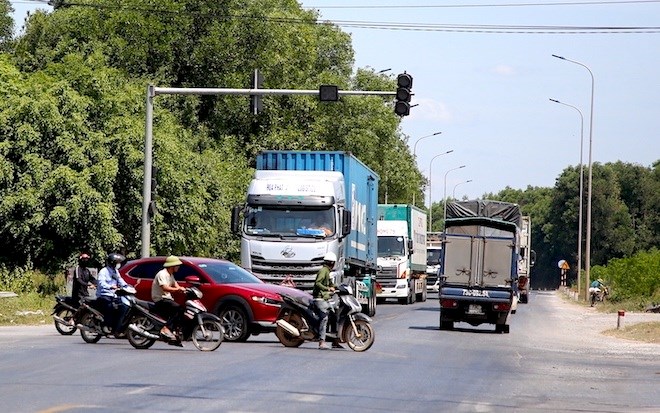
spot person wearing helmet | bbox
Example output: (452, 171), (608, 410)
(313, 252), (338, 350)
(151, 255), (186, 341)
(96, 253), (129, 335)
(70, 253), (96, 303)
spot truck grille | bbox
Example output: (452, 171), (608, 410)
(377, 267), (398, 288)
(250, 256), (323, 290)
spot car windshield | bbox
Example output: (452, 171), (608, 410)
(243, 206), (335, 238)
(195, 261), (262, 284)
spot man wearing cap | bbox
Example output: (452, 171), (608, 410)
(152, 255), (186, 340)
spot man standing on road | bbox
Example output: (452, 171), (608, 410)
(152, 255), (186, 340)
(313, 252), (337, 350)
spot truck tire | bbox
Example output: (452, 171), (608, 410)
(495, 324), (510, 334)
(439, 312), (453, 330)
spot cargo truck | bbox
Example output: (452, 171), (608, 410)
(438, 200), (524, 333)
(231, 151), (379, 316)
(517, 216), (535, 304)
(376, 204), (427, 304)
(426, 232), (442, 293)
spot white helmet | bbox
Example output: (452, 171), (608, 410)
(323, 252), (337, 263)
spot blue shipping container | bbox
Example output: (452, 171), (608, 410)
(256, 151), (379, 270)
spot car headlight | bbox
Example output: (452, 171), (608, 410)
(251, 296), (282, 307)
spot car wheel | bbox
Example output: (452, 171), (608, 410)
(218, 305), (250, 342)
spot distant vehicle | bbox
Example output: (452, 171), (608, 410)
(439, 200), (525, 333)
(376, 204), (427, 304)
(120, 256), (308, 342)
(426, 232), (443, 293)
(517, 216), (535, 304)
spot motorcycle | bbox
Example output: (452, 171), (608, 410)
(75, 286), (136, 343)
(590, 285), (609, 307)
(125, 286), (224, 351)
(275, 283), (375, 352)
(52, 295), (82, 335)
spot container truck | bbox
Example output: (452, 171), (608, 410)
(517, 216), (535, 304)
(438, 200), (524, 333)
(231, 151), (379, 316)
(426, 232), (442, 293)
(376, 204), (427, 304)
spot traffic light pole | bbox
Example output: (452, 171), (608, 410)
(141, 84), (398, 257)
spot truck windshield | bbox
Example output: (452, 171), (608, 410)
(378, 236), (405, 257)
(243, 206), (335, 238)
(427, 249), (442, 266)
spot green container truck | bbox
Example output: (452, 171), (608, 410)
(376, 204), (428, 304)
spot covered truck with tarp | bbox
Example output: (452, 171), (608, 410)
(438, 200), (524, 333)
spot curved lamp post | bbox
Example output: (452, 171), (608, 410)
(412, 131), (443, 205)
(553, 54), (594, 302)
(452, 179), (473, 199)
(442, 165), (466, 229)
(550, 98), (585, 297)
(427, 150), (454, 231)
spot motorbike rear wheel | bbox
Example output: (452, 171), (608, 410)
(275, 313), (305, 348)
(79, 312), (102, 344)
(54, 308), (77, 335)
(191, 319), (224, 351)
(342, 318), (374, 352)
(126, 315), (156, 349)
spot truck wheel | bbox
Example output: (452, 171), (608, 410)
(495, 324), (510, 334)
(439, 312), (453, 330)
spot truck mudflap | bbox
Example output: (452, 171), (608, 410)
(439, 285), (513, 329)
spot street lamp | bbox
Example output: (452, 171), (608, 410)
(553, 54), (595, 302)
(427, 150), (454, 231)
(412, 131), (443, 205)
(443, 165), (466, 227)
(550, 98), (585, 297)
(452, 179), (473, 199)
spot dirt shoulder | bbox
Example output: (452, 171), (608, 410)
(556, 289), (660, 345)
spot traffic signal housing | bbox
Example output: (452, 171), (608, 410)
(394, 73), (413, 116)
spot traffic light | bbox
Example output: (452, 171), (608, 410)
(250, 69), (264, 115)
(394, 72), (413, 116)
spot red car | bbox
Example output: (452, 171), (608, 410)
(119, 256), (309, 342)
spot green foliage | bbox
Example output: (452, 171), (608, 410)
(591, 248), (660, 302)
(0, 291), (54, 325)
(0, 263), (64, 295)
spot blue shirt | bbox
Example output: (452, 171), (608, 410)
(96, 265), (128, 298)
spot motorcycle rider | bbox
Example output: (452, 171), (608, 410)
(313, 252), (337, 350)
(96, 253), (129, 335)
(70, 253), (96, 303)
(589, 278), (608, 304)
(151, 255), (186, 341)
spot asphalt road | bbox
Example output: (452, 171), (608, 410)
(0, 291), (658, 413)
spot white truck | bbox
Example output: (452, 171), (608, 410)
(426, 232), (442, 293)
(517, 216), (535, 304)
(376, 204), (428, 304)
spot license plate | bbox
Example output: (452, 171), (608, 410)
(467, 304), (483, 314)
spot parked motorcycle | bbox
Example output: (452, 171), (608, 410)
(52, 295), (81, 335)
(75, 286), (136, 343)
(125, 286), (224, 351)
(275, 283), (375, 352)
(590, 286), (609, 307)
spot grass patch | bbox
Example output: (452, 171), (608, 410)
(0, 292), (55, 326)
(603, 322), (660, 344)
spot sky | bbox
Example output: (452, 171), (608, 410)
(9, 1), (660, 204)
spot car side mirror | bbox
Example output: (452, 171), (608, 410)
(185, 275), (201, 285)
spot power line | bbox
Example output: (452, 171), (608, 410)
(14, 1), (660, 34)
(305, 0), (660, 9)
